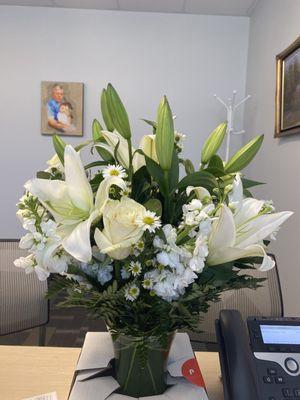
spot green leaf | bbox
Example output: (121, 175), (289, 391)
(92, 119), (114, 162)
(155, 96), (174, 171)
(205, 154), (225, 177)
(74, 140), (92, 152)
(142, 118), (157, 130)
(177, 171), (218, 193)
(84, 161), (108, 170)
(101, 89), (115, 132)
(242, 178), (265, 189)
(52, 135), (66, 165)
(201, 122), (227, 164)
(144, 154), (168, 197)
(184, 159), (195, 175)
(36, 171), (51, 179)
(169, 150), (179, 191)
(224, 135), (264, 173)
(144, 199), (162, 216)
(106, 83), (131, 139)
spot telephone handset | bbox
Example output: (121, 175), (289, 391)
(216, 310), (259, 400)
(216, 310), (300, 400)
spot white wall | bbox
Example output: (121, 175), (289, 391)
(0, 6), (249, 238)
(245, 0), (300, 315)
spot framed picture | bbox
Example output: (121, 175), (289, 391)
(41, 81), (84, 136)
(275, 36), (300, 137)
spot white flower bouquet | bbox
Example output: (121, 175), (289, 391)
(15, 84), (292, 397)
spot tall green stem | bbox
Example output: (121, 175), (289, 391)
(163, 170), (171, 223)
(127, 138), (133, 183)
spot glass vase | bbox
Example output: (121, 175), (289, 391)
(111, 332), (174, 398)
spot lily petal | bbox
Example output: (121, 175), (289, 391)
(62, 210), (99, 262)
(207, 243), (273, 270)
(64, 145), (93, 212)
(186, 186), (211, 201)
(209, 205), (236, 250)
(95, 177), (126, 212)
(228, 174), (243, 213)
(236, 211), (293, 248)
(234, 198), (264, 227)
(101, 130), (131, 168)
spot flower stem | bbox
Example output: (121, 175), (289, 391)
(127, 138), (133, 183)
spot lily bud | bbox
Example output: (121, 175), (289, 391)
(155, 96), (174, 171)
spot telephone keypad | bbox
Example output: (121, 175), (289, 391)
(268, 368), (278, 375)
(275, 377), (285, 384)
(282, 388), (293, 397)
(264, 376), (274, 383)
(294, 388), (300, 397)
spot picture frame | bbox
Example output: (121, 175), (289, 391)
(275, 36), (300, 138)
(41, 81), (84, 137)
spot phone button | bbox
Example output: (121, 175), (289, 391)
(275, 376), (285, 384)
(268, 368), (277, 375)
(294, 388), (300, 397)
(282, 388), (293, 397)
(263, 376), (274, 383)
(285, 357), (299, 373)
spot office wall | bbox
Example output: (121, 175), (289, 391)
(0, 6), (249, 238)
(244, 0), (300, 315)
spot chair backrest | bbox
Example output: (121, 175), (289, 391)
(0, 239), (49, 335)
(189, 255), (283, 344)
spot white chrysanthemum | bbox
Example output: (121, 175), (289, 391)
(102, 164), (127, 180)
(125, 285), (140, 301)
(129, 260), (142, 276)
(136, 211), (161, 233)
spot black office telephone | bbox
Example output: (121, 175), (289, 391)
(216, 310), (300, 400)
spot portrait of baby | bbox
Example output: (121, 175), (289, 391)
(41, 81), (83, 136)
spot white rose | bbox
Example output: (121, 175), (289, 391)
(94, 197), (145, 260)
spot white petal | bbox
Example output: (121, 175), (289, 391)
(236, 211), (293, 248)
(94, 177), (126, 212)
(186, 186), (211, 201)
(207, 243), (268, 267)
(64, 145), (93, 212)
(228, 174), (243, 213)
(101, 130), (131, 168)
(234, 198), (264, 227)
(208, 205), (236, 251)
(62, 210), (99, 262)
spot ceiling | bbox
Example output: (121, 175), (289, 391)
(0, 0), (259, 16)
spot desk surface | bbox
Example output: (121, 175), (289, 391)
(0, 345), (223, 400)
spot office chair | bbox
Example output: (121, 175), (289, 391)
(0, 239), (49, 345)
(189, 255), (283, 350)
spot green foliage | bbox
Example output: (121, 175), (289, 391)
(177, 171), (218, 193)
(201, 122), (227, 164)
(225, 135), (264, 173)
(92, 119), (114, 162)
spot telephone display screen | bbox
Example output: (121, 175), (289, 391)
(260, 324), (300, 344)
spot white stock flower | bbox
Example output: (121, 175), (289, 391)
(25, 145), (126, 263)
(94, 197), (146, 260)
(19, 233), (35, 250)
(14, 255), (35, 274)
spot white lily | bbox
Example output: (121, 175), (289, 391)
(95, 130), (132, 169)
(133, 134), (158, 171)
(25, 145), (126, 262)
(207, 203), (292, 271)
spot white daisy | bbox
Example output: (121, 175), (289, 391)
(102, 164), (127, 180)
(125, 285), (140, 301)
(136, 211), (161, 233)
(142, 278), (153, 290)
(129, 261), (142, 276)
